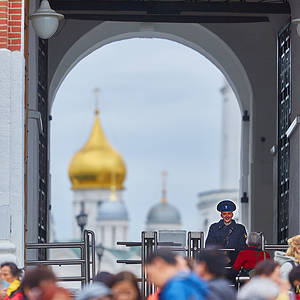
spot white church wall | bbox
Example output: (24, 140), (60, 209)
(73, 189), (124, 239)
(97, 220), (128, 248)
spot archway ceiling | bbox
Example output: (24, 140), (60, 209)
(51, 0), (290, 23)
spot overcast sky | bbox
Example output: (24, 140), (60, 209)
(50, 38), (227, 241)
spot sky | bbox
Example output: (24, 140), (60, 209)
(50, 37), (227, 241)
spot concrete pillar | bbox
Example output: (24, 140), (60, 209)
(0, 49), (24, 266)
(248, 29), (278, 243)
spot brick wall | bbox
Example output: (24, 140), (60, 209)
(0, 0), (22, 51)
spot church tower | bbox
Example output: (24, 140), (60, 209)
(197, 81), (241, 236)
(146, 172), (181, 231)
(68, 90), (128, 248)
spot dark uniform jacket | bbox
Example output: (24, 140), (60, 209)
(205, 219), (247, 250)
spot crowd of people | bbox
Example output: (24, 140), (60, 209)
(0, 233), (300, 300)
(0, 200), (300, 300)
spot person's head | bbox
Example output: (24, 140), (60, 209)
(288, 265), (300, 294)
(247, 232), (262, 248)
(109, 272), (140, 300)
(94, 272), (114, 287)
(194, 248), (226, 280)
(76, 283), (113, 300)
(254, 260), (281, 284)
(21, 265), (57, 300)
(145, 249), (178, 288)
(238, 277), (279, 300)
(217, 200), (236, 225)
(0, 262), (22, 283)
(286, 235), (300, 261)
(175, 256), (192, 272)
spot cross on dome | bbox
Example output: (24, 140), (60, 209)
(94, 87), (100, 115)
(161, 170), (168, 203)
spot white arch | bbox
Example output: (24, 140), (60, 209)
(49, 22), (252, 112)
(49, 21), (253, 228)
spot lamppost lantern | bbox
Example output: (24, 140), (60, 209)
(292, 18), (300, 38)
(76, 210), (88, 236)
(95, 243), (105, 271)
(30, 0), (64, 39)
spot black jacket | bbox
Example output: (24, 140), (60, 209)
(205, 219), (247, 250)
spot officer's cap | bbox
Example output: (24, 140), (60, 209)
(217, 200), (236, 212)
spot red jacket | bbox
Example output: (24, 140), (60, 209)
(4, 291), (23, 300)
(233, 248), (270, 271)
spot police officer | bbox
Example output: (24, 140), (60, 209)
(205, 200), (247, 264)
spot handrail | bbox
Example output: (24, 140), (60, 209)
(263, 244), (289, 250)
(26, 259), (85, 265)
(25, 229), (95, 286)
(26, 242), (85, 249)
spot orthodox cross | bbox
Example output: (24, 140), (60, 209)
(161, 171), (168, 203)
(94, 87), (100, 114)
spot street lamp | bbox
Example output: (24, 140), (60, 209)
(30, 0), (64, 39)
(76, 209), (88, 239)
(95, 243), (105, 271)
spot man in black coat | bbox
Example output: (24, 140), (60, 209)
(205, 200), (247, 264)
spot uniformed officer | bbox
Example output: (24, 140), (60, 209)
(205, 200), (247, 264)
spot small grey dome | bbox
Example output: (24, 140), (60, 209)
(147, 202), (181, 225)
(97, 201), (128, 221)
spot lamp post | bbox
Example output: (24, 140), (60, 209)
(30, 0), (64, 39)
(95, 243), (105, 272)
(76, 208), (88, 239)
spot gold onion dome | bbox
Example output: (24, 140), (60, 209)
(68, 110), (126, 190)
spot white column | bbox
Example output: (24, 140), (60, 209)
(0, 49), (25, 266)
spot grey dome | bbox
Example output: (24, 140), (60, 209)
(97, 201), (128, 221)
(147, 202), (181, 225)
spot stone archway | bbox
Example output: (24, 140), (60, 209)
(48, 21), (253, 229)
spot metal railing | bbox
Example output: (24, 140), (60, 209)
(117, 231), (203, 299)
(118, 230), (292, 298)
(26, 229), (95, 287)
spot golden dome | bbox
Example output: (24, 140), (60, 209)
(68, 110), (126, 190)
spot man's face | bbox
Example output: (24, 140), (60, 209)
(221, 211), (233, 225)
(145, 261), (165, 288)
(193, 262), (207, 279)
(145, 258), (176, 288)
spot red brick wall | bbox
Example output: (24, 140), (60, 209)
(0, 0), (22, 51)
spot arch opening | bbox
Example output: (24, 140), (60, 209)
(49, 22), (253, 113)
(49, 22), (253, 239)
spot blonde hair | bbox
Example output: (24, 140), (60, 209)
(286, 235), (300, 261)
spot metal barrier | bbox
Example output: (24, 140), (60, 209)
(26, 229), (95, 287)
(117, 231), (203, 299)
(187, 231), (204, 259)
(117, 231), (291, 298)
